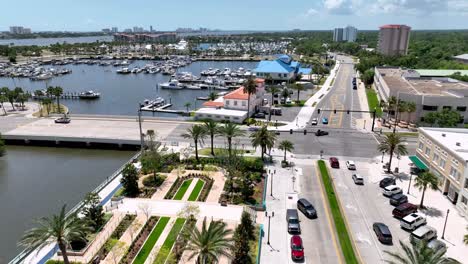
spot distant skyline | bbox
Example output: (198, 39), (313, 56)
(2, 0), (468, 32)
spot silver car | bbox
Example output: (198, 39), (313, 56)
(311, 118), (318, 125)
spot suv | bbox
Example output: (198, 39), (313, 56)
(383, 185), (403, 197)
(297, 198), (317, 219)
(380, 177), (396, 188)
(311, 118), (318, 125)
(315, 129), (329, 136)
(401, 213), (427, 231)
(392, 203), (418, 219)
(352, 174), (364, 185)
(411, 226), (437, 244)
(373, 222), (393, 245)
(286, 209), (301, 234)
(329, 157), (340, 168)
(290, 235), (304, 261)
(346, 160), (356, 170)
(390, 193), (408, 206)
(322, 117), (329, 124)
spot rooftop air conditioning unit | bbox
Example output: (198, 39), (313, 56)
(456, 142), (461, 146)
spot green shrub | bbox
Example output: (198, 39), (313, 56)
(142, 174), (167, 187)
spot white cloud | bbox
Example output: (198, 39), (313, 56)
(85, 18), (96, 25)
(369, 0), (448, 15)
(305, 8), (319, 16)
(323, 0), (354, 14)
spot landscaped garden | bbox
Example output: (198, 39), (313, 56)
(133, 216), (170, 264)
(164, 172), (214, 201)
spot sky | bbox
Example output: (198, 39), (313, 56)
(1, 0), (468, 32)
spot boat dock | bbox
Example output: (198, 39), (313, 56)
(140, 103), (185, 114)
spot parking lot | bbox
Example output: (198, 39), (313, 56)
(328, 156), (468, 263)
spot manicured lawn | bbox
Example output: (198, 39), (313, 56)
(173, 179), (193, 200)
(199, 148), (246, 156)
(366, 89), (383, 117)
(317, 160), (359, 264)
(133, 217), (170, 264)
(188, 180), (205, 201)
(153, 218), (186, 264)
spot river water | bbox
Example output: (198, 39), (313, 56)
(0, 146), (135, 262)
(0, 60), (258, 117)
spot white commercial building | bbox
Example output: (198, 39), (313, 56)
(333, 26), (357, 42)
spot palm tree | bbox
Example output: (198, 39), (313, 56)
(278, 140), (294, 162)
(185, 217), (233, 264)
(48, 86), (63, 113)
(243, 78), (257, 118)
(2, 87), (17, 111)
(184, 102), (192, 113)
(41, 98), (53, 116)
(218, 122), (244, 156)
(250, 125), (277, 160)
(267, 86), (281, 121)
(281, 88), (290, 104)
(384, 240), (460, 264)
(203, 119), (220, 156)
(377, 133), (408, 173)
(208, 92), (217, 101)
(414, 172), (439, 208)
(406, 102), (417, 124)
(18, 205), (91, 264)
(0, 94), (7, 115)
(387, 96), (397, 120)
(181, 125), (207, 161)
(292, 83), (304, 103)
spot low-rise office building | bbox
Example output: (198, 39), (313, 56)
(374, 67), (468, 123)
(453, 54), (468, 64)
(414, 127), (468, 220)
(254, 55), (311, 82)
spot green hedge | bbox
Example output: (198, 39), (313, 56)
(317, 160), (359, 264)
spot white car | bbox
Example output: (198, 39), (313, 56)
(346, 160), (356, 170)
(352, 174), (364, 185)
(383, 185), (403, 197)
(311, 118), (318, 125)
(400, 213), (427, 231)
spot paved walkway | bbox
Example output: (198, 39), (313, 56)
(206, 171), (226, 203)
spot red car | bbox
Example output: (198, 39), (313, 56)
(290, 235), (304, 261)
(329, 157), (340, 168)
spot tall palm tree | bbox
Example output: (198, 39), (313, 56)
(414, 172), (439, 208)
(48, 86), (63, 113)
(185, 217), (233, 264)
(18, 205), (91, 264)
(406, 102), (417, 124)
(384, 240), (460, 264)
(267, 86), (281, 121)
(377, 133), (408, 173)
(292, 83), (304, 103)
(250, 125), (277, 160)
(281, 88), (290, 104)
(208, 92), (217, 101)
(278, 140), (294, 162)
(203, 119), (220, 156)
(243, 78), (257, 118)
(181, 125), (207, 161)
(218, 122), (244, 156)
(387, 96), (397, 120)
(184, 102), (192, 113)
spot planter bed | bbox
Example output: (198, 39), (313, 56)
(164, 172), (214, 200)
(153, 218), (186, 264)
(197, 176), (214, 202)
(119, 216), (159, 264)
(188, 180), (205, 201)
(133, 216), (171, 264)
(165, 218), (197, 263)
(173, 179), (193, 200)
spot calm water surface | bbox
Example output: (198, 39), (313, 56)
(0, 61), (258, 117)
(0, 146), (134, 262)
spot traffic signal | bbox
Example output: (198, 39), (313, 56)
(317, 109), (321, 114)
(290, 129), (293, 134)
(304, 130), (307, 135)
(334, 109), (337, 114)
(347, 110), (350, 114)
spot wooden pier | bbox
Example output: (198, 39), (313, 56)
(140, 103), (185, 114)
(31, 92), (96, 100)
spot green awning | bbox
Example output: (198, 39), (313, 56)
(409, 156), (428, 171)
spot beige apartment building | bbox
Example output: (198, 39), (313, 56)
(378, 24), (411, 56)
(415, 127), (468, 219)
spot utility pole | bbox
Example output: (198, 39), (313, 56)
(270, 170), (274, 197)
(442, 209), (450, 239)
(138, 104), (144, 150)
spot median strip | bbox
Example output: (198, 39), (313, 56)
(317, 160), (359, 264)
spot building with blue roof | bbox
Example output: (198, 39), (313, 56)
(255, 54), (311, 82)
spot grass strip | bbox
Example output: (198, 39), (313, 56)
(317, 160), (359, 264)
(173, 179), (193, 200)
(365, 89), (382, 117)
(133, 217), (170, 264)
(153, 218), (186, 264)
(188, 180), (205, 201)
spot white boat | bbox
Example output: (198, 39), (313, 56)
(121, 60), (130, 66)
(117, 67), (131, 74)
(79, 91), (100, 99)
(184, 84), (201, 89)
(160, 80), (184, 89)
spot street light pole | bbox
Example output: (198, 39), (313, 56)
(265, 211), (274, 245)
(138, 104), (144, 150)
(407, 173), (413, 194)
(270, 171), (274, 197)
(381, 151), (385, 163)
(442, 209), (450, 239)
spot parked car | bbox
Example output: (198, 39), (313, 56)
(383, 185), (403, 197)
(392, 203), (418, 219)
(286, 209), (301, 234)
(254, 112), (265, 118)
(352, 173), (364, 185)
(290, 235), (304, 261)
(410, 226), (437, 244)
(286, 98), (292, 104)
(353, 83), (357, 90)
(427, 239), (447, 254)
(390, 193), (408, 206)
(380, 177), (396, 188)
(346, 160), (356, 170)
(311, 118), (318, 125)
(352, 77), (356, 84)
(373, 222), (393, 245)
(315, 129), (329, 136)
(322, 117), (328, 124)
(248, 127), (259, 131)
(297, 198), (317, 219)
(329, 157), (340, 168)
(55, 117), (71, 124)
(401, 213), (427, 231)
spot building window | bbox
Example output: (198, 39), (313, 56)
(234, 101), (238, 106)
(425, 147), (431, 156)
(456, 106), (467, 112)
(449, 166), (460, 182)
(422, 105), (438, 111)
(242, 101), (246, 106)
(233, 117), (239, 120)
(442, 106), (452, 110)
(439, 158), (446, 170)
(452, 158), (459, 166)
(418, 141), (424, 150)
(432, 153), (439, 164)
(226, 101), (230, 105)
(462, 196), (468, 205)
(464, 179), (468, 189)
(207, 115), (212, 117)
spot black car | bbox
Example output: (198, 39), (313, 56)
(54, 117), (71, 124)
(315, 129), (329, 136)
(373, 222), (393, 245)
(390, 193), (408, 206)
(352, 77), (356, 84)
(353, 83), (357, 90)
(297, 198), (317, 219)
(380, 177), (396, 188)
(254, 112), (265, 118)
